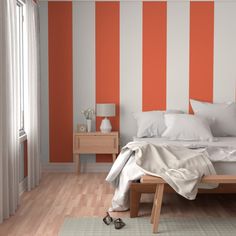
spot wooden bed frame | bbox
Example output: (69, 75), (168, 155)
(130, 177), (236, 218)
(141, 175), (236, 233)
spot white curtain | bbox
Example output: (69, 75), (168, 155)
(0, 0), (20, 223)
(25, 0), (41, 191)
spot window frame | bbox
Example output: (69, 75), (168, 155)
(16, 0), (27, 141)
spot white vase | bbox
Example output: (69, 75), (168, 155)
(86, 119), (92, 132)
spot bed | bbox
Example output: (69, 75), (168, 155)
(129, 137), (236, 217)
(106, 101), (236, 215)
(106, 137), (236, 214)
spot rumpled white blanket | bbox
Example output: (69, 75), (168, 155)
(106, 141), (216, 211)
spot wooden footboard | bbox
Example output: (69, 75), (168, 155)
(142, 175), (236, 233)
(130, 181), (236, 218)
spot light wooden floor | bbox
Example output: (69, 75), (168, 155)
(0, 173), (236, 236)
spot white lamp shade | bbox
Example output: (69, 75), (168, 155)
(96, 103), (116, 117)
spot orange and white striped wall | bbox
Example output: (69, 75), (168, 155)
(39, 0), (236, 166)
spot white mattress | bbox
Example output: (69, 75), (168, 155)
(133, 137), (236, 148)
(133, 137), (236, 175)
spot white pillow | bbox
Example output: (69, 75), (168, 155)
(133, 110), (184, 138)
(162, 114), (214, 141)
(133, 111), (166, 138)
(190, 99), (236, 137)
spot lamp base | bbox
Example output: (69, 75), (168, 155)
(100, 117), (112, 133)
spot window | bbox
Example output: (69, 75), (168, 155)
(16, 0), (26, 136)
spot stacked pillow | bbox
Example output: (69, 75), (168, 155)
(133, 100), (236, 141)
(133, 110), (183, 138)
(162, 114), (214, 141)
(190, 99), (236, 137)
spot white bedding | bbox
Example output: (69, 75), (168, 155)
(133, 137), (236, 163)
(107, 142), (217, 211)
(106, 137), (236, 211)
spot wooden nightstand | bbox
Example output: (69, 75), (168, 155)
(73, 132), (119, 173)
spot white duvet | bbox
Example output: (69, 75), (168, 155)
(106, 140), (236, 212)
(134, 137), (236, 162)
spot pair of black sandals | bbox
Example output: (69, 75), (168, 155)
(103, 212), (126, 230)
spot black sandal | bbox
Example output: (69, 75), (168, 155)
(103, 212), (113, 225)
(103, 212), (126, 230)
(114, 218), (126, 230)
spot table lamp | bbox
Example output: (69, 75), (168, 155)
(96, 104), (116, 133)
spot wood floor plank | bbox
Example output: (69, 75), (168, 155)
(0, 173), (235, 235)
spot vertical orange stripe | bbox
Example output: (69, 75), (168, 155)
(143, 2), (167, 111)
(96, 2), (120, 162)
(48, 2), (73, 162)
(24, 141), (28, 177)
(189, 2), (214, 111)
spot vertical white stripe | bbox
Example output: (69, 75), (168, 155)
(166, 1), (190, 112)
(39, 2), (49, 164)
(73, 2), (95, 162)
(214, 2), (236, 103)
(120, 2), (142, 146)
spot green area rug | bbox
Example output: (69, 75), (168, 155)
(59, 217), (236, 236)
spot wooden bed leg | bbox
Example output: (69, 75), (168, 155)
(150, 186), (158, 223)
(130, 187), (142, 218)
(152, 183), (164, 234)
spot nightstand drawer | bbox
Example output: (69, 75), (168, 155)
(74, 133), (118, 154)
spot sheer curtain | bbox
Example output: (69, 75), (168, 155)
(0, 0), (41, 223)
(0, 0), (20, 223)
(25, 0), (41, 191)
